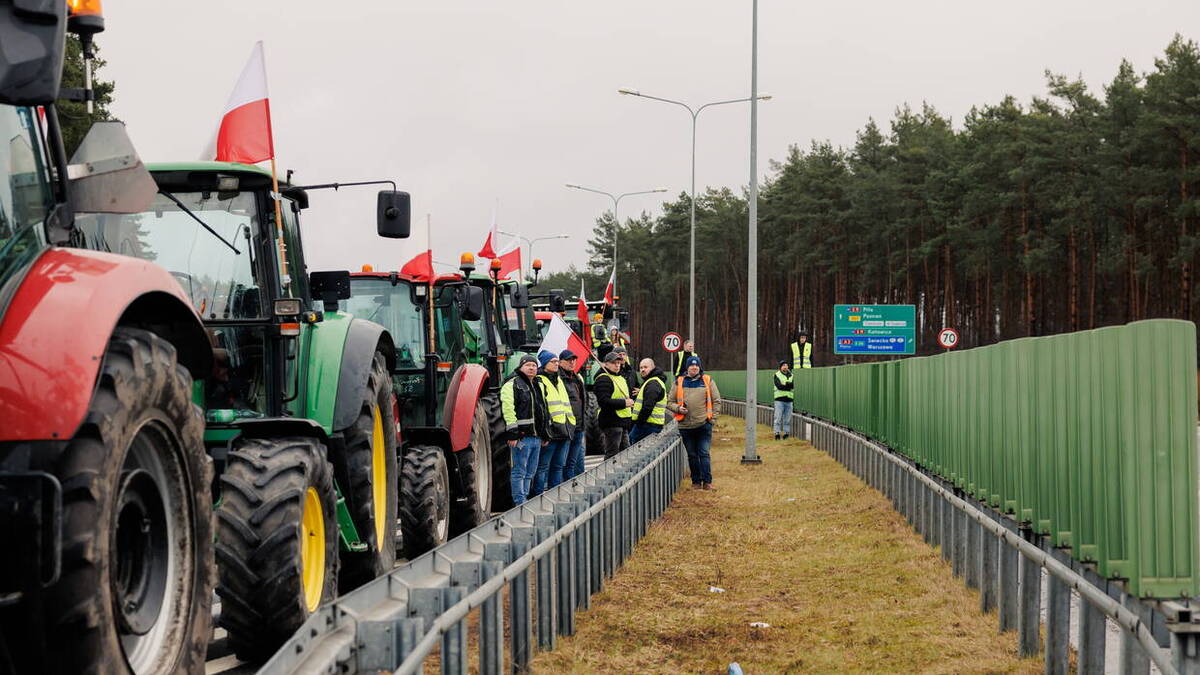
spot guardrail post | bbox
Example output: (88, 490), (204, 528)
(998, 539), (1018, 632)
(951, 502), (964, 578)
(510, 538), (533, 671)
(479, 559), (504, 675)
(941, 494), (952, 564)
(441, 585), (467, 675)
(556, 528), (575, 637)
(1170, 632), (1200, 675)
(1045, 573), (1069, 674)
(930, 482), (942, 550)
(966, 516), (980, 591)
(535, 519), (557, 651)
(980, 527), (997, 614)
(1119, 592), (1151, 675)
(1018, 543), (1042, 658)
(1077, 593), (1105, 674)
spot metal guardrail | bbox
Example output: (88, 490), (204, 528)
(721, 399), (1200, 675)
(259, 425), (685, 674)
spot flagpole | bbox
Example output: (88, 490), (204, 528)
(427, 213), (436, 355)
(269, 157), (289, 292)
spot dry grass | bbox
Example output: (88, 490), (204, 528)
(530, 418), (1042, 674)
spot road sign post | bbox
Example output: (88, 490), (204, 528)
(833, 305), (916, 356)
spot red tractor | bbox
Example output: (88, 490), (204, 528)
(0, 4), (215, 673)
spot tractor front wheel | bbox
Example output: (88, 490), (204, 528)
(398, 445), (450, 559)
(215, 437), (338, 662)
(450, 397), (494, 534)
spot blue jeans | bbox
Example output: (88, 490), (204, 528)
(510, 436), (541, 505)
(565, 429), (585, 479)
(629, 422), (663, 445)
(530, 438), (569, 497)
(773, 400), (793, 435)
(546, 437), (572, 489)
(679, 423), (713, 485)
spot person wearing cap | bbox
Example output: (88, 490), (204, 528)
(500, 354), (549, 504)
(594, 349), (634, 458)
(789, 330), (813, 370)
(530, 350), (575, 496)
(672, 339), (700, 379)
(558, 349), (589, 479)
(613, 345), (641, 397)
(629, 358), (668, 444)
(666, 355), (722, 490)
(773, 360), (794, 440)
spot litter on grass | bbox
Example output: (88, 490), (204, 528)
(749, 622), (771, 628)
(709, 586), (726, 593)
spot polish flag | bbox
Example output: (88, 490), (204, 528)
(401, 249), (434, 281)
(539, 313), (592, 364)
(495, 241), (521, 280)
(203, 42), (274, 164)
(478, 208), (499, 259)
(603, 268), (616, 305)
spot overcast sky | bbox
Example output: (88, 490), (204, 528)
(100, 1), (1199, 277)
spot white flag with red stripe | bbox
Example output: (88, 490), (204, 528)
(203, 42), (274, 164)
(576, 281), (589, 326)
(539, 313), (592, 364)
(495, 240), (521, 280)
(603, 268), (616, 305)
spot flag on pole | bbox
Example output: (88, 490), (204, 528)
(495, 241), (521, 280)
(478, 208), (500, 259)
(401, 249), (434, 281)
(539, 313), (592, 364)
(203, 42), (274, 164)
(576, 281), (589, 327)
(603, 268), (616, 306)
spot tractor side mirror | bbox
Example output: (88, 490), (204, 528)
(377, 190), (410, 239)
(68, 122), (157, 215)
(0, 1), (66, 105)
(508, 282), (530, 309)
(460, 285), (484, 322)
(310, 270), (352, 312)
(548, 289), (566, 313)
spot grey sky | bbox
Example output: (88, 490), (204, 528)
(101, 1), (1199, 278)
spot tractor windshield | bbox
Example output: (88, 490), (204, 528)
(0, 104), (55, 301)
(75, 191), (263, 319)
(344, 277), (425, 368)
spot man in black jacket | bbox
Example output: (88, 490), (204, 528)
(629, 358), (668, 444)
(500, 354), (549, 504)
(558, 349), (589, 479)
(593, 350), (634, 458)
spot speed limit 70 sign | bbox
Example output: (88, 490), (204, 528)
(661, 332), (683, 352)
(938, 328), (960, 349)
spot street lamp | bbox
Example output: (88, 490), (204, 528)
(618, 88), (771, 343)
(563, 184), (667, 298)
(499, 230), (570, 281)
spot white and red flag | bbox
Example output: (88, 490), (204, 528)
(203, 42), (274, 164)
(539, 313), (592, 364)
(603, 268), (616, 305)
(494, 241), (522, 280)
(576, 281), (589, 327)
(478, 208), (500, 259)
(401, 249), (434, 281)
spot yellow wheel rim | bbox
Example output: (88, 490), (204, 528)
(371, 406), (387, 551)
(300, 487), (325, 612)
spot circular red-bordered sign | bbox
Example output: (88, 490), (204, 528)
(938, 328), (960, 349)
(661, 332), (683, 352)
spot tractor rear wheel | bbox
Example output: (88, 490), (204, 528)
(214, 437), (338, 663)
(339, 353), (398, 589)
(398, 445), (450, 559)
(485, 392), (514, 511)
(450, 397), (493, 534)
(14, 327), (214, 675)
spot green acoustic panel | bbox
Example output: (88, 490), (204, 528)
(710, 319), (1200, 598)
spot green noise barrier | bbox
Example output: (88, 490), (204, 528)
(710, 319), (1199, 598)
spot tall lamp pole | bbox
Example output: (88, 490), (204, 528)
(742, 0), (763, 465)
(618, 88), (771, 343)
(564, 184), (667, 297)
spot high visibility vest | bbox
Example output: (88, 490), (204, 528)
(537, 374), (576, 427)
(674, 375), (714, 422)
(500, 377), (534, 432)
(791, 341), (813, 369)
(590, 323), (606, 348)
(632, 375), (667, 426)
(600, 371), (633, 419)
(773, 371), (794, 401)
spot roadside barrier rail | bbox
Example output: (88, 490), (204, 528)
(259, 426), (685, 674)
(723, 399), (1200, 674)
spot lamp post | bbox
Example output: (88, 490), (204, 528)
(742, 0), (762, 465)
(563, 184), (667, 297)
(618, 88), (771, 344)
(499, 230), (570, 281)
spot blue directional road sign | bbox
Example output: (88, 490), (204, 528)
(833, 304), (916, 355)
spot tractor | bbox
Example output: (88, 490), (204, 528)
(71, 162), (412, 662)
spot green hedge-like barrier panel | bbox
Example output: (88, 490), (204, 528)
(710, 319), (1199, 598)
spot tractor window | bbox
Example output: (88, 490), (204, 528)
(206, 325), (269, 416)
(75, 191), (263, 320)
(279, 198), (308, 301)
(434, 292), (465, 365)
(344, 277), (424, 369)
(0, 105), (54, 298)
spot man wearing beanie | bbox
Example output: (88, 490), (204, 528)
(529, 350), (574, 497)
(558, 349), (589, 480)
(594, 349), (635, 458)
(500, 354), (549, 505)
(666, 355), (722, 490)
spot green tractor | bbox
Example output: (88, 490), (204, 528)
(74, 162), (411, 661)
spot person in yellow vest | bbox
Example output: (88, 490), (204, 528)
(790, 331), (813, 370)
(629, 358), (668, 444)
(590, 313), (608, 350)
(672, 339), (699, 378)
(772, 360), (794, 440)
(594, 350), (634, 458)
(666, 355), (722, 490)
(529, 350), (575, 497)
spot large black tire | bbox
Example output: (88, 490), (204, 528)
(450, 397), (494, 534)
(215, 437), (338, 663)
(585, 391), (604, 456)
(486, 392), (514, 511)
(399, 445), (450, 559)
(338, 353), (398, 589)
(7, 327), (214, 675)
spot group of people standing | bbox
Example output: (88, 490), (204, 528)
(772, 331), (813, 440)
(499, 336), (723, 504)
